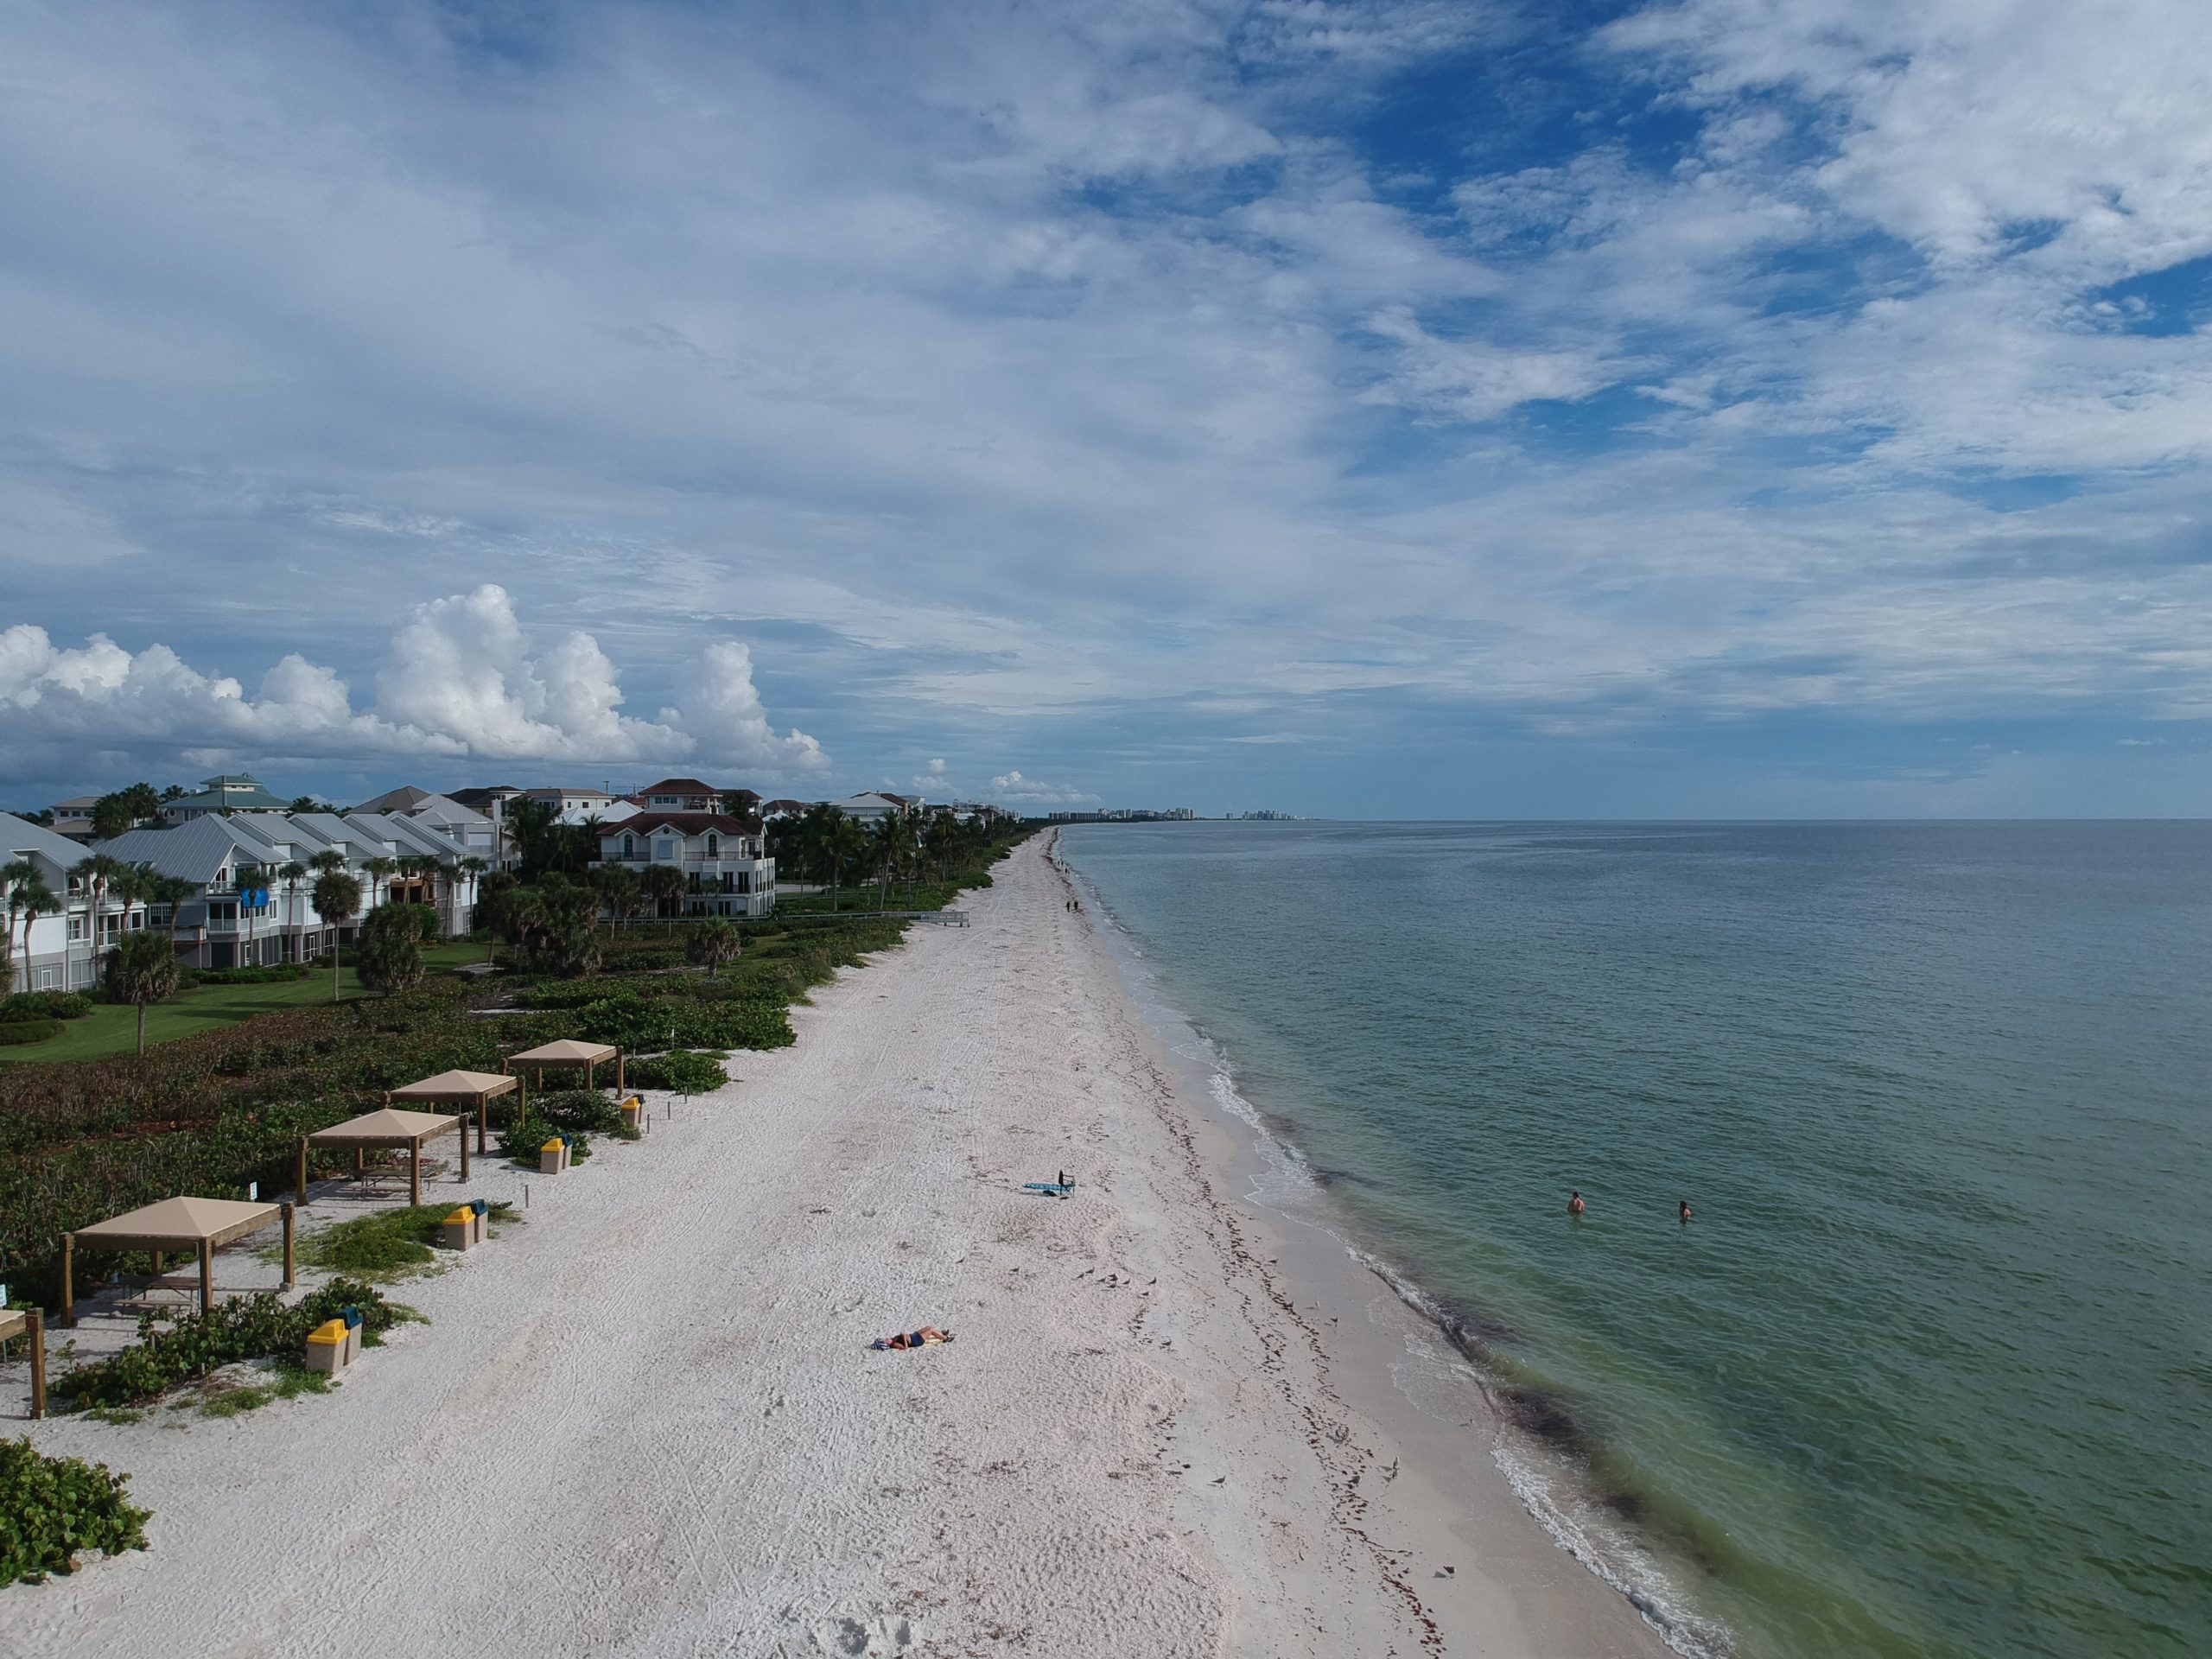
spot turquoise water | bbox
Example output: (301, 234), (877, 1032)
(1058, 822), (2212, 1659)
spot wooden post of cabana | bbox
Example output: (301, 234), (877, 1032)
(505, 1040), (623, 1106)
(0, 1306), (44, 1418)
(308, 1107), (471, 1208)
(61, 1198), (289, 1328)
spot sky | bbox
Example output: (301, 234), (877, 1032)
(3, 0), (2209, 818)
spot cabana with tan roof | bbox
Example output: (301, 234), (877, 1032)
(506, 1038), (623, 1095)
(62, 1196), (294, 1328)
(300, 1107), (471, 1209)
(385, 1067), (521, 1156)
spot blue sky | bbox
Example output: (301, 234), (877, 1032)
(2, 0), (2209, 817)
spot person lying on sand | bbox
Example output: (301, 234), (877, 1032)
(872, 1326), (955, 1351)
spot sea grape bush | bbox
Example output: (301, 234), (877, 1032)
(498, 1123), (593, 1164)
(528, 1090), (634, 1136)
(623, 1050), (727, 1093)
(55, 1279), (403, 1410)
(0, 1439), (151, 1582)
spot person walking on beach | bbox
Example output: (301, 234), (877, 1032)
(1678, 1198), (1693, 1224)
(1567, 1191), (1585, 1217)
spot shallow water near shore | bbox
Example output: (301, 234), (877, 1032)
(1058, 820), (2212, 1659)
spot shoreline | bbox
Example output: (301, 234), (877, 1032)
(8, 837), (1666, 1656)
(1046, 833), (1687, 1659)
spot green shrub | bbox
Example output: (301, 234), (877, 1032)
(575, 993), (791, 1052)
(296, 1202), (519, 1281)
(624, 1050), (727, 1093)
(498, 1125), (593, 1165)
(0, 1020), (60, 1048)
(0, 1439), (150, 1582)
(0, 992), (92, 1022)
(54, 1279), (404, 1410)
(528, 1090), (629, 1135)
(181, 964), (310, 988)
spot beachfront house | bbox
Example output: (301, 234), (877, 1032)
(95, 810), (488, 970)
(759, 798), (817, 821)
(522, 785), (620, 817)
(449, 785), (524, 869)
(47, 796), (101, 841)
(350, 787), (499, 861)
(836, 791), (919, 824)
(2, 811), (153, 992)
(633, 777), (724, 813)
(596, 814), (776, 918)
(158, 772), (293, 823)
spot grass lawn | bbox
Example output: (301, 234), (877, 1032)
(0, 968), (368, 1064)
(423, 938), (494, 970)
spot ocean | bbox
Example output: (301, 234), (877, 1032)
(1056, 821), (2212, 1659)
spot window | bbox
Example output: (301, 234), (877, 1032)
(67, 917), (86, 941)
(622, 834), (635, 858)
(705, 834), (718, 857)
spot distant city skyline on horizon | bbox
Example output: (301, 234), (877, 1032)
(3, 3), (2209, 818)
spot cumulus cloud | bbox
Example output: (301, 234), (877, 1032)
(1, 2), (2209, 813)
(989, 768), (1098, 804)
(0, 586), (826, 785)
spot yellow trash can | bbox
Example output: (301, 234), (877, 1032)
(305, 1319), (349, 1375)
(540, 1136), (567, 1175)
(620, 1096), (641, 1131)
(440, 1205), (475, 1251)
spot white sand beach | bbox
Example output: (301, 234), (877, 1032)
(5, 839), (1667, 1658)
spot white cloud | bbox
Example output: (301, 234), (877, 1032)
(0, 586), (826, 784)
(0, 2), (2209, 813)
(989, 768), (1098, 804)
(927, 758), (947, 774)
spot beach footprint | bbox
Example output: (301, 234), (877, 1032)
(810, 1614), (915, 1656)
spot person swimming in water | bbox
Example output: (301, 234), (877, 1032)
(1567, 1191), (1586, 1216)
(1678, 1198), (1693, 1223)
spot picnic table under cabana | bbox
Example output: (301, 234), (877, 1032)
(300, 1107), (470, 1208)
(62, 1196), (294, 1327)
(505, 1038), (623, 1095)
(385, 1068), (521, 1155)
(0, 1305), (47, 1417)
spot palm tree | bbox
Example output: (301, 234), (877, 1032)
(231, 861), (262, 966)
(311, 870), (362, 1001)
(279, 861), (308, 963)
(106, 929), (181, 1054)
(151, 871), (199, 946)
(69, 852), (127, 991)
(817, 809), (865, 912)
(361, 856), (398, 914)
(589, 864), (641, 938)
(925, 811), (957, 887)
(456, 855), (488, 935)
(639, 863), (686, 929)
(107, 862), (155, 942)
(475, 871), (520, 966)
(3, 859), (55, 993)
(685, 918), (741, 979)
(504, 796), (558, 876)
